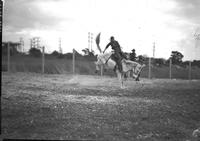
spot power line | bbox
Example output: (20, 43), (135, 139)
(88, 32), (93, 52)
(91, 33), (93, 52)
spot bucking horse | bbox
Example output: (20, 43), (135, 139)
(94, 33), (145, 88)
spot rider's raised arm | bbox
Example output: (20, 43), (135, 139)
(103, 42), (111, 53)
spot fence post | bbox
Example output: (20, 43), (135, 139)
(7, 42), (10, 72)
(100, 66), (103, 76)
(73, 49), (75, 74)
(188, 61), (191, 80)
(169, 58), (172, 79)
(42, 46), (45, 73)
(148, 57), (151, 79)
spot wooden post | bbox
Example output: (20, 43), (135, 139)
(100, 65), (103, 76)
(148, 57), (151, 79)
(169, 58), (172, 79)
(73, 49), (75, 74)
(42, 46), (45, 73)
(188, 61), (191, 80)
(7, 42), (10, 72)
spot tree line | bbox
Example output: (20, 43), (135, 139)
(128, 49), (200, 68)
(2, 45), (200, 68)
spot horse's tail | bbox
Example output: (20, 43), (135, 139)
(95, 32), (102, 53)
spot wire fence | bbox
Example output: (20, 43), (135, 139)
(2, 43), (200, 80)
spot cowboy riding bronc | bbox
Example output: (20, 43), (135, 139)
(103, 36), (126, 72)
(95, 33), (146, 87)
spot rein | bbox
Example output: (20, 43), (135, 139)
(105, 54), (112, 64)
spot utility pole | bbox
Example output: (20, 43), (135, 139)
(194, 28), (200, 60)
(59, 37), (62, 54)
(20, 37), (24, 52)
(88, 32), (93, 52)
(91, 33), (93, 52)
(88, 32), (90, 51)
(153, 42), (155, 58)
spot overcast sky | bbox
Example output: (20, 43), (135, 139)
(2, 0), (200, 60)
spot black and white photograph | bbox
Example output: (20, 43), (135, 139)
(1, 0), (200, 140)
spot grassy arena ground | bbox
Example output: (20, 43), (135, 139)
(1, 72), (200, 140)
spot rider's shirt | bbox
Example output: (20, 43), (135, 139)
(105, 39), (124, 72)
(105, 40), (122, 53)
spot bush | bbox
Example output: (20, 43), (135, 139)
(51, 50), (60, 57)
(29, 48), (42, 57)
(171, 51), (184, 65)
(154, 58), (166, 67)
(138, 55), (148, 64)
(193, 60), (200, 68)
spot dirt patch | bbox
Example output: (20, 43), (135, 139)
(45, 94), (161, 105)
(2, 72), (200, 140)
